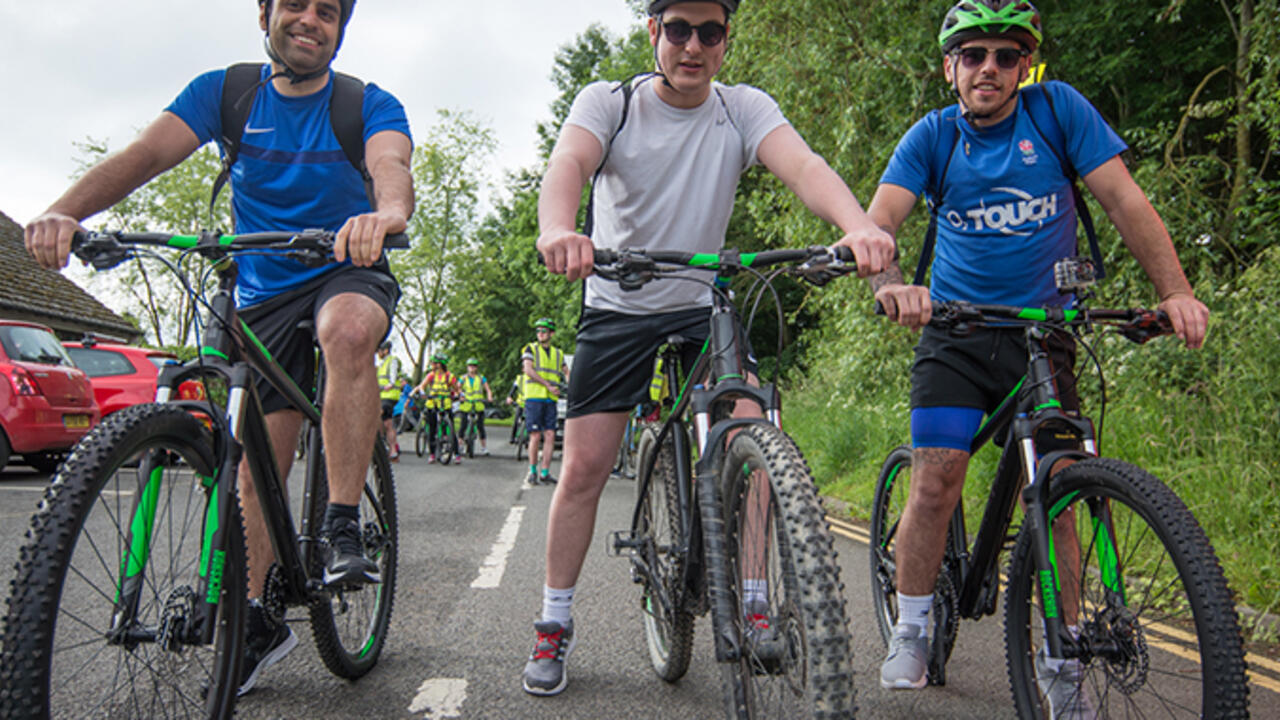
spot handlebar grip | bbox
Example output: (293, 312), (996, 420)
(383, 233), (410, 250)
(832, 245), (854, 263)
(593, 248), (617, 265)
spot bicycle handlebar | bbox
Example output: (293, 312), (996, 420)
(589, 245), (857, 291)
(71, 229), (411, 270)
(926, 300), (1173, 344)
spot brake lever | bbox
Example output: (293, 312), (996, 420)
(73, 233), (135, 271)
(1116, 310), (1173, 344)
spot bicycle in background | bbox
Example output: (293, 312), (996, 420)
(0, 229), (404, 719)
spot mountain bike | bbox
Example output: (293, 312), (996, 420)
(868, 293), (1249, 717)
(513, 406), (529, 462)
(458, 406), (484, 458)
(603, 246), (858, 719)
(419, 398), (458, 464)
(0, 229), (405, 719)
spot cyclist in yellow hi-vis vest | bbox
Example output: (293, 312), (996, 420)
(376, 341), (402, 461)
(458, 358), (495, 455)
(412, 353), (460, 464)
(522, 318), (569, 484)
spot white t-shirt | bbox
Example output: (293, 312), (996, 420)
(565, 77), (788, 314)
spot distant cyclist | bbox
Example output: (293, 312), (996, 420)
(506, 375), (526, 445)
(413, 354), (460, 464)
(458, 358), (495, 455)
(866, 1), (1207, 711)
(24, 0), (413, 696)
(376, 341), (402, 461)
(521, 318), (568, 485)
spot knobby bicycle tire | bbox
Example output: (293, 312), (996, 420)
(868, 445), (961, 685)
(0, 403), (247, 719)
(718, 423), (856, 720)
(633, 425), (696, 681)
(307, 440), (399, 678)
(437, 418), (456, 466)
(415, 425), (428, 458)
(1004, 457), (1249, 719)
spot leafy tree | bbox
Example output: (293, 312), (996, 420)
(74, 140), (231, 347)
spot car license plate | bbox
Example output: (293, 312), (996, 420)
(63, 414), (90, 429)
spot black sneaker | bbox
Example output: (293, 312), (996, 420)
(540, 473), (558, 485)
(522, 619), (575, 696)
(238, 600), (298, 696)
(322, 515), (381, 587)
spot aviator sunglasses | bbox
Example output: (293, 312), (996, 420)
(955, 46), (1028, 70)
(660, 19), (727, 47)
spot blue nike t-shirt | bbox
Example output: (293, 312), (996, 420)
(881, 81), (1126, 308)
(166, 66), (411, 307)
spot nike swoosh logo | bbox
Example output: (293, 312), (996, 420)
(244, 126), (275, 134)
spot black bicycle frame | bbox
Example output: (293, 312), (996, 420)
(940, 326), (1101, 661)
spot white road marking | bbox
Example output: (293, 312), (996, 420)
(408, 677), (467, 718)
(470, 505), (525, 589)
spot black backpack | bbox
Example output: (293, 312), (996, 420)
(210, 63), (373, 216)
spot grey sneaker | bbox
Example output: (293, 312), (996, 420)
(522, 620), (575, 696)
(880, 624), (929, 689)
(321, 516), (381, 587)
(1036, 647), (1097, 719)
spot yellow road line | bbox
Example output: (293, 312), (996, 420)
(825, 513), (1280, 696)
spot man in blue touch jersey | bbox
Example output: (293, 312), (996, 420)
(24, 0), (413, 696)
(866, 1), (1207, 714)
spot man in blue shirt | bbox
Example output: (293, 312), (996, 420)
(24, 0), (413, 696)
(867, 1), (1207, 713)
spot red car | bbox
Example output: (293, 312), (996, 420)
(62, 338), (203, 420)
(0, 320), (100, 473)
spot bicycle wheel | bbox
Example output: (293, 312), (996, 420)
(718, 423), (855, 719)
(415, 424), (428, 458)
(1004, 457), (1249, 718)
(632, 425), (695, 681)
(0, 403), (247, 719)
(868, 445), (961, 685)
(515, 422), (527, 462)
(308, 440), (399, 678)
(437, 421), (455, 465)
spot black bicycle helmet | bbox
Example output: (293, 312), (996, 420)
(938, 0), (1042, 54)
(258, 0), (357, 82)
(648, 0), (739, 17)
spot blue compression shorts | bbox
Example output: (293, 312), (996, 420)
(911, 406), (985, 452)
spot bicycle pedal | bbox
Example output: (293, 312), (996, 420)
(609, 530), (641, 556)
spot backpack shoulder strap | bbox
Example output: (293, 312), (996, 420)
(212, 63), (266, 217)
(911, 106), (961, 286)
(1021, 82), (1108, 279)
(329, 71), (372, 204)
(583, 73), (650, 238)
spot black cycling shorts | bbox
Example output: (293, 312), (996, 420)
(238, 265), (400, 415)
(910, 324), (1080, 415)
(567, 306), (756, 418)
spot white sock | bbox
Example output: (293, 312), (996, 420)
(896, 592), (932, 635)
(542, 585), (575, 625)
(743, 579), (768, 607)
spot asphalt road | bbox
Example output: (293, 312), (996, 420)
(1, 441), (1277, 719)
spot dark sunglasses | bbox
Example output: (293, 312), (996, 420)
(661, 19), (727, 47)
(955, 46), (1028, 70)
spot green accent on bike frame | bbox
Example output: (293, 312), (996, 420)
(240, 319), (275, 362)
(200, 488), (221, 578)
(160, 234), (237, 249)
(201, 346), (229, 359)
(205, 550), (226, 604)
(881, 463), (905, 549)
(116, 464), (164, 601)
(1092, 517), (1126, 603)
(687, 252), (759, 267)
(1039, 569), (1060, 618)
(974, 377), (1024, 438)
(670, 338), (712, 409)
(1035, 400), (1063, 411)
(1015, 308), (1079, 323)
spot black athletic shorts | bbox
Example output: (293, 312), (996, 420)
(910, 324), (1080, 414)
(381, 398), (397, 421)
(567, 306), (757, 418)
(238, 266), (400, 415)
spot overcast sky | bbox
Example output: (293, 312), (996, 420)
(0, 1), (641, 228)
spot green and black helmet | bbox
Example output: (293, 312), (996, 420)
(938, 0), (1042, 54)
(431, 353), (448, 366)
(534, 318), (556, 332)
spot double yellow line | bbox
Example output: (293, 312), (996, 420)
(825, 514), (1280, 697)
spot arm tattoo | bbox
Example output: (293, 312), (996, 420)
(915, 446), (967, 476)
(868, 265), (905, 294)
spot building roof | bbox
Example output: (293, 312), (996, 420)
(0, 211), (141, 342)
